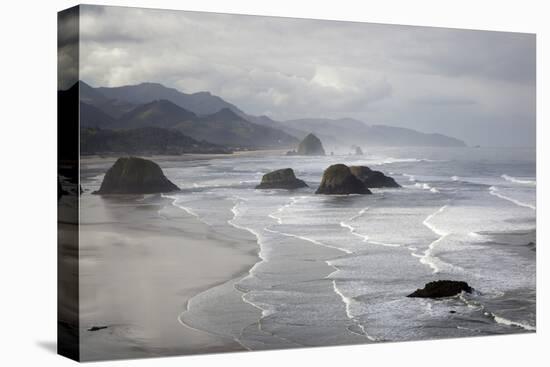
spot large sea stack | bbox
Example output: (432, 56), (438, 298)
(94, 157), (179, 195)
(407, 280), (473, 298)
(297, 133), (325, 156)
(256, 168), (308, 189)
(349, 166), (400, 188)
(315, 164), (371, 195)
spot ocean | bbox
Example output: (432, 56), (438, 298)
(85, 146), (536, 350)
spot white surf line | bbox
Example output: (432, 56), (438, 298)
(238, 287), (305, 348)
(267, 196), (302, 224)
(161, 193), (212, 225)
(245, 197), (377, 344)
(457, 293), (536, 332)
(349, 207), (369, 222)
(415, 205), (450, 274)
(501, 174), (536, 186)
(264, 227), (353, 255)
(227, 197), (306, 349)
(263, 203), (380, 343)
(340, 207), (400, 248)
(331, 280), (377, 341)
(177, 288), (253, 351)
(403, 174), (439, 193)
(491, 314), (536, 331)
(403, 173), (416, 182)
(489, 186), (536, 210)
(263, 226), (376, 341)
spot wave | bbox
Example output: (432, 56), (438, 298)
(262, 224), (373, 342)
(340, 208), (400, 248)
(415, 205), (460, 274)
(263, 203), (380, 341)
(349, 207), (369, 222)
(267, 196), (302, 225)
(501, 174), (536, 186)
(331, 280), (376, 341)
(458, 293), (536, 332)
(403, 173), (416, 182)
(402, 174), (439, 193)
(265, 227), (353, 255)
(346, 207), (401, 247)
(489, 186), (536, 210)
(491, 314), (536, 331)
(226, 198), (291, 346)
(177, 280), (253, 351)
(162, 193), (212, 225)
(377, 158), (445, 165)
(414, 183), (439, 193)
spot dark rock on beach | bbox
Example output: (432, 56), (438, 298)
(349, 166), (401, 188)
(315, 164), (371, 195)
(297, 133), (326, 156)
(256, 168), (308, 190)
(88, 326), (108, 332)
(93, 157), (179, 195)
(407, 280), (473, 298)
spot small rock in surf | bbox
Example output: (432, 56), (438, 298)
(407, 280), (473, 298)
(316, 164), (371, 195)
(256, 168), (308, 189)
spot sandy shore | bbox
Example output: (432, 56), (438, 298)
(77, 189), (259, 361)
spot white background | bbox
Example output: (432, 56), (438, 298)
(0, 0), (547, 366)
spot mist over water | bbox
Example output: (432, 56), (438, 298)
(143, 147), (535, 347)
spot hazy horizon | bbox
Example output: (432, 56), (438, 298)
(69, 5), (535, 147)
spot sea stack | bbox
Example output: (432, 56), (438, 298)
(407, 280), (473, 298)
(256, 168), (308, 189)
(93, 157), (179, 195)
(315, 164), (371, 195)
(349, 166), (400, 188)
(297, 133), (325, 156)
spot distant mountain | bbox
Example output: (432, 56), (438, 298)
(281, 118), (466, 147)
(80, 81), (136, 118)
(80, 101), (116, 128)
(95, 82), (243, 116)
(240, 113), (308, 140)
(77, 80), (465, 149)
(117, 99), (197, 129)
(81, 127), (230, 155)
(174, 108), (299, 148)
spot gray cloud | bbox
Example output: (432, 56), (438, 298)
(78, 5), (536, 147)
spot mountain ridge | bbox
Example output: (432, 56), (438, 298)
(75, 81), (467, 148)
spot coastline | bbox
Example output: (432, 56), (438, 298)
(79, 149), (288, 166)
(78, 190), (260, 361)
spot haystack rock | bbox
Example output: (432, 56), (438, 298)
(349, 166), (400, 188)
(93, 157), (179, 195)
(297, 133), (325, 156)
(315, 164), (371, 195)
(407, 280), (473, 298)
(354, 146), (364, 156)
(256, 168), (308, 189)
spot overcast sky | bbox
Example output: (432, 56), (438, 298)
(77, 5), (536, 146)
